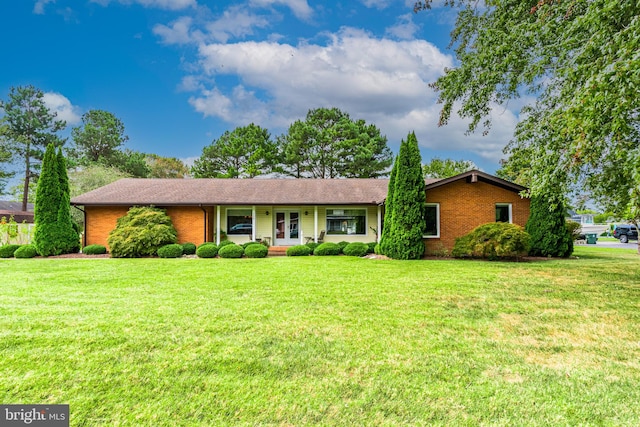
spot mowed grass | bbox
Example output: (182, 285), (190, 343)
(1, 247), (639, 426)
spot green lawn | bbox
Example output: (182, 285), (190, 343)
(1, 247), (639, 426)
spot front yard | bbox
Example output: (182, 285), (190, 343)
(1, 246), (639, 425)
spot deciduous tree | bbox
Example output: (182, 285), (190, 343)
(423, 157), (477, 179)
(145, 154), (189, 178)
(414, 0), (640, 252)
(0, 85), (66, 211)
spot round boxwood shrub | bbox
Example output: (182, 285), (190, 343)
(305, 242), (319, 252)
(107, 206), (178, 258)
(157, 244), (184, 258)
(218, 243), (244, 258)
(244, 243), (268, 258)
(83, 244), (107, 255)
(366, 242), (377, 254)
(287, 244), (312, 256)
(452, 222), (530, 260)
(14, 244), (38, 259)
(0, 244), (22, 258)
(337, 241), (350, 253)
(313, 242), (341, 256)
(218, 240), (234, 248)
(343, 242), (369, 257)
(242, 241), (262, 249)
(181, 242), (197, 255)
(196, 243), (218, 258)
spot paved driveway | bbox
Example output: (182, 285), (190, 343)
(581, 240), (638, 250)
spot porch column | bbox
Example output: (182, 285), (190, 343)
(314, 206), (318, 242)
(377, 205), (382, 243)
(216, 205), (221, 245)
(252, 205), (256, 241)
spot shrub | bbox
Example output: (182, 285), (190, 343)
(107, 207), (178, 258)
(452, 223), (530, 260)
(218, 244), (244, 258)
(157, 244), (184, 258)
(242, 241), (261, 249)
(196, 243), (218, 258)
(305, 242), (319, 252)
(313, 242), (341, 256)
(566, 220), (582, 241)
(181, 242), (197, 255)
(366, 242), (377, 254)
(244, 244), (268, 258)
(525, 195), (573, 257)
(14, 244), (38, 259)
(287, 245), (312, 256)
(343, 242), (369, 257)
(218, 240), (234, 248)
(337, 241), (350, 253)
(82, 244), (107, 255)
(0, 244), (22, 258)
(374, 243), (382, 255)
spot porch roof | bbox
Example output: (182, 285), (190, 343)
(71, 178), (395, 206)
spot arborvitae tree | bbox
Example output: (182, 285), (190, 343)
(382, 132), (426, 260)
(525, 194), (573, 258)
(33, 144), (61, 256)
(56, 148), (80, 254)
(378, 155), (398, 254)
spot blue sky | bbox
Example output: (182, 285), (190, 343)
(1, 0), (520, 173)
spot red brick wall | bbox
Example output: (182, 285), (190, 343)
(84, 205), (209, 250)
(424, 180), (530, 254)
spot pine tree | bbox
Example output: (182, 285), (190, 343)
(382, 132), (426, 260)
(525, 194), (573, 258)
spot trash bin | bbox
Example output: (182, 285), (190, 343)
(586, 233), (598, 244)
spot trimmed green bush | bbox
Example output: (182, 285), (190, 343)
(305, 242), (319, 252)
(242, 241), (262, 249)
(157, 244), (184, 258)
(218, 240), (234, 248)
(14, 244), (38, 259)
(0, 244), (21, 258)
(374, 243), (382, 255)
(107, 207), (178, 258)
(82, 244), (107, 255)
(337, 241), (350, 253)
(287, 245), (312, 256)
(181, 242), (197, 255)
(366, 242), (377, 254)
(196, 243), (218, 258)
(313, 242), (341, 256)
(452, 223), (530, 260)
(218, 244), (244, 258)
(526, 195), (573, 257)
(244, 244), (268, 258)
(343, 242), (369, 257)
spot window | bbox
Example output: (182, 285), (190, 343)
(326, 209), (366, 235)
(424, 203), (440, 238)
(496, 203), (512, 223)
(227, 208), (252, 235)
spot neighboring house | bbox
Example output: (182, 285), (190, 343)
(0, 201), (35, 223)
(568, 210), (595, 225)
(70, 170), (530, 254)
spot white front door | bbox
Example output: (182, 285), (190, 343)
(274, 211), (300, 245)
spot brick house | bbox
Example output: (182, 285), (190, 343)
(70, 170), (529, 254)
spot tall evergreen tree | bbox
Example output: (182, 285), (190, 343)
(525, 194), (573, 258)
(378, 155), (398, 254)
(56, 148), (80, 254)
(33, 144), (61, 256)
(381, 132), (426, 260)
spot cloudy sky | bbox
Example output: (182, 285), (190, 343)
(1, 0), (520, 173)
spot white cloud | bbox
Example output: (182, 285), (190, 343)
(249, 0), (313, 20)
(42, 92), (82, 125)
(90, 0), (196, 10)
(153, 16), (196, 45)
(33, 0), (55, 14)
(205, 6), (271, 43)
(385, 13), (420, 40)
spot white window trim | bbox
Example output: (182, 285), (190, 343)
(226, 206), (254, 235)
(325, 207), (368, 236)
(496, 203), (513, 223)
(423, 203), (440, 238)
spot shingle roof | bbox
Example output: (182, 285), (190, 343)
(71, 178), (396, 206)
